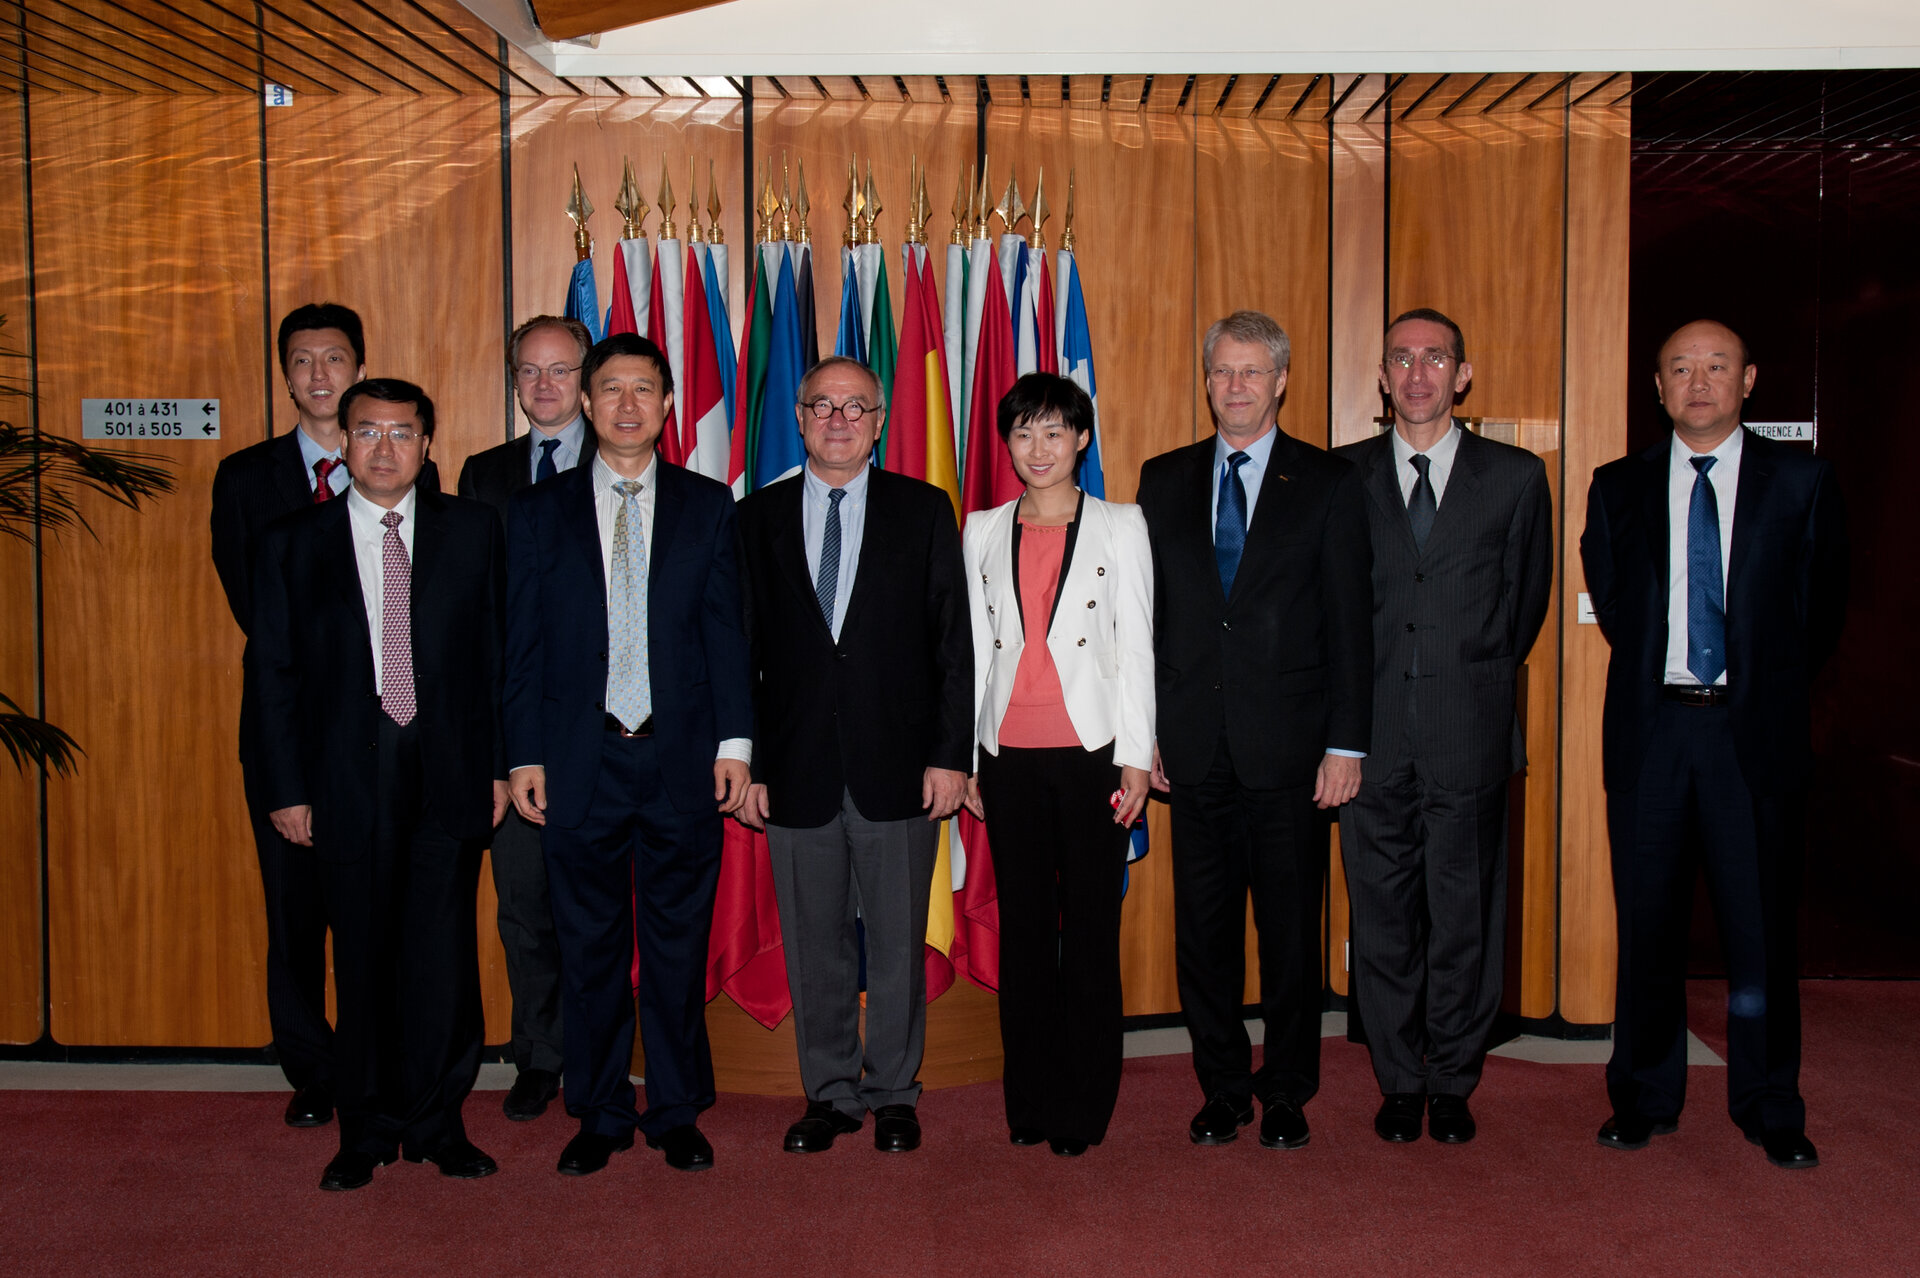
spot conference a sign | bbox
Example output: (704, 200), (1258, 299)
(82, 399), (220, 441)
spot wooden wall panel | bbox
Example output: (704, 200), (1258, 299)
(1388, 106), (1568, 1018)
(266, 91), (511, 1037)
(0, 93), (42, 1044)
(979, 103), (1196, 1015)
(36, 95), (269, 1045)
(1560, 96), (1632, 1024)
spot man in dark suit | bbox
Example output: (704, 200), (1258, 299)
(1332, 308), (1553, 1145)
(1581, 319), (1847, 1170)
(1138, 309), (1372, 1151)
(505, 333), (753, 1177)
(736, 356), (972, 1156)
(456, 314), (596, 1123)
(251, 379), (506, 1191)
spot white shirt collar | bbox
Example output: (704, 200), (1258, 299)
(594, 450), (658, 495)
(1671, 424), (1744, 477)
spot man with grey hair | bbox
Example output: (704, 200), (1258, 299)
(735, 355), (973, 1155)
(1138, 309), (1372, 1151)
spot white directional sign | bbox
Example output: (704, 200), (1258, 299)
(82, 399), (220, 441)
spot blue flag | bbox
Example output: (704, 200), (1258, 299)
(752, 248), (807, 490)
(834, 247), (866, 364)
(1059, 253), (1104, 500)
(565, 257), (602, 343)
(702, 247), (737, 428)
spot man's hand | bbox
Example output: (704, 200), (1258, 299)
(737, 782), (771, 830)
(491, 780), (511, 828)
(1150, 743), (1170, 793)
(510, 765), (547, 825)
(270, 805), (313, 847)
(923, 767), (967, 821)
(961, 775), (985, 821)
(1314, 753), (1363, 810)
(714, 758), (751, 816)
(1116, 765), (1150, 826)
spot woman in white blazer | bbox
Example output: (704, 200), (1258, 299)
(960, 373), (1154, 1156)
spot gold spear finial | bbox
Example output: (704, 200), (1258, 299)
(951, 167), (969, 246)
(795, 159), (812, 244)
(566, 163), (594, 261)
(779, 153), (794, 242)
(997, 170), (1027, 235)
(903, 155), (921, 246)
(842, 155), (862, 248)
(1061, 168), (1078, 251)
(657, 162), (677, 241)
(687, 157), (703, 244)
(757, 158), (780, 243)
(613, 158), (648, 240)
(1027, 167), (1050, 249)
(860, 161), (881, 245)
(706, 158), (725, 245)
(974, 155), (993, 242)
(916, 161), (933, 247)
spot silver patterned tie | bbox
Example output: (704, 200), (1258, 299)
(605, 479), (651, 730)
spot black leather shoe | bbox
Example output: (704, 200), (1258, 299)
(1258, 1096), (1310, 1150)
(1008, 1126), (1046, 1146)
(873, 1104), (922, 1153)
(646, 1124), (715, 1171)
(1595, 1112), (1679, 1151)
(1428, 1094), (1476, 1144)
(557, 1128), (634, 1176)
(1048, 1136), (1089, 1157)
(784, 1102), (863, 1153)
(1374, 1093), (1424, 1143)
(319, 1149), (391, 1191)
(413, 1139), (498, 1179)
(1748, 1129), (1819, 1169)
(503, 1068), (560, 1121)
(1188, 1095), (1254, 1145)
(284, 1086), (335, 1128)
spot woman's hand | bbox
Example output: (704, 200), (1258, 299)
(1115, 765), (1149, 826)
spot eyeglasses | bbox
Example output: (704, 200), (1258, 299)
(1385, 351), (1455, 371)
(801, 397), (874, 423)
(1206, 366), (1277, 385)
(348, 427), (426, 446)
(515, 363), (581, 384)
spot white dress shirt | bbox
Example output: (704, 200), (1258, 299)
(1209, 425), (1281, 535)
(590, 453), (751, 763)
(345, 485), (416, 697)
(295, 426), (349, 498)
(526, 415), (587, 483)
(800, 462), (870, 642)
(1392, 420), (1464, 507)
(1664, 426), (1743, 686)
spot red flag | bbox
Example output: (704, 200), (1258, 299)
(646, 255), (685, 467)
(1035, 250), (1059, 375)
(680, 245), (730, 481)
(607, 241), (640, 336)
(960, 254), (1021, 515)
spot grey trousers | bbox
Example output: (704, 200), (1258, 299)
(767, 791), (940, 1117)
(490, 806), (565, 1075)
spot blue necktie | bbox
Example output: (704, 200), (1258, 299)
(1215, 451), (1251, 596)
(536, 437), (560, 483)
(1686, 455), (1726, 685)
(816, 486), (845, 634)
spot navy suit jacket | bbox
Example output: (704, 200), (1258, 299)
(1580, 430), (1848, 794)
(504, 457), (753, 826)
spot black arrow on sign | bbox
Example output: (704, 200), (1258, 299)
(203, 423), (217, 436)
(202, 402), (217, 415)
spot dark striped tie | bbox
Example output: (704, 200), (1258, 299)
(816, 486), (846, 631)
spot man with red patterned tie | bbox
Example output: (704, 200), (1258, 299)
(251, 379), (507, 1191)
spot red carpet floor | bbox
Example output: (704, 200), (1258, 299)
(6, 981), (1917, 1277)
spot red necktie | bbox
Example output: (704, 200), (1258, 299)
(379, 510), (416, 725)
(312, 457), (342, 504)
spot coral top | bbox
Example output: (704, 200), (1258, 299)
(997, 520), (1082, 749)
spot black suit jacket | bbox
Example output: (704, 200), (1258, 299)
(1580, 430), (1848, 793)
(456, 423), (598, 521)
(1137, 429), (1373, 789)
(737, 467), (973, 828)
(249, 487), (505, 859)
(1333, 425), (1553, 791)
(504, 459), (753, 826)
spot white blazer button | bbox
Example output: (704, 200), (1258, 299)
(1086, 600), (1096, 608)
(1077, 638), (1086, 646)
(1096, 566), (1105, 576)
(994, 639), (1002, 648)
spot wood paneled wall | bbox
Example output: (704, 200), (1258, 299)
(1, 75), (1628, 1050)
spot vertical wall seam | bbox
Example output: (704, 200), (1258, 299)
(257, 4), (273, 440)
(1553, 87), (1573, 1018)
(498, 37), (514, 442)
(19, 60), (52, 1048)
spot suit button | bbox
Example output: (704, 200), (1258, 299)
(598, 650), (608, 660)
(1414, 573), (1426, 584)
(1404, 623), (1416, 633)
(1077, 638), (1086, 647)
(594, 700), (604, 710)
(1222, 621), (1231, 631)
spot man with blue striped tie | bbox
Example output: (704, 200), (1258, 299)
(1581, 319), (1848, 1171)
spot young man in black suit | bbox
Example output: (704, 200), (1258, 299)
(1137, 309), (1373, 1152)
(456, 314), (597, 1123)
(1581, 319), (1848, 1170)
(251, 379), (507, 1191)
(505, 333), (754, 1177)
(734, 356), (973, 1156)
(1332, 309), (1553, 1144)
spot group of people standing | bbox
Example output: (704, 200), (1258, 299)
(210, 296), (1843, 1191)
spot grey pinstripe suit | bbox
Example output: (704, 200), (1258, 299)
(1332, 423), (1552, 1097)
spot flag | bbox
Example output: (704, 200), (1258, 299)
(606, 238), (651, 337)
(702, 243), (737, 430)
(645, 237), (687, 467)
(885, 243), (959, 515)
(944, 241), (969, 472)
(862, 247), (897, 463)
(564, 255), (602, 343)
(751, 245), (807, 489)
(960, 241), (1021, 515)
(795, 243), (819, 370)
(834, 246), (867, 364)
(680, 243), (730, 483)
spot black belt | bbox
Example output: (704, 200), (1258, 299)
(605, 713), (655, 737)
(1662, 684), (1730, 707)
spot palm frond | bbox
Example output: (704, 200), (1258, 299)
(0, 693), (83, 776)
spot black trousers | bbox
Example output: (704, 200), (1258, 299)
(1170, 735), (1326, 1108)
(489, 805), (566, 1075)
(319, 715), (485, 1159)
(1606, 699), (1806, 1136)
(541, 730), (720, 1139)
(978, 744), (1129, 1144)
(241, 747), (334, 1092)
(1340, 760), (1508, 1097)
